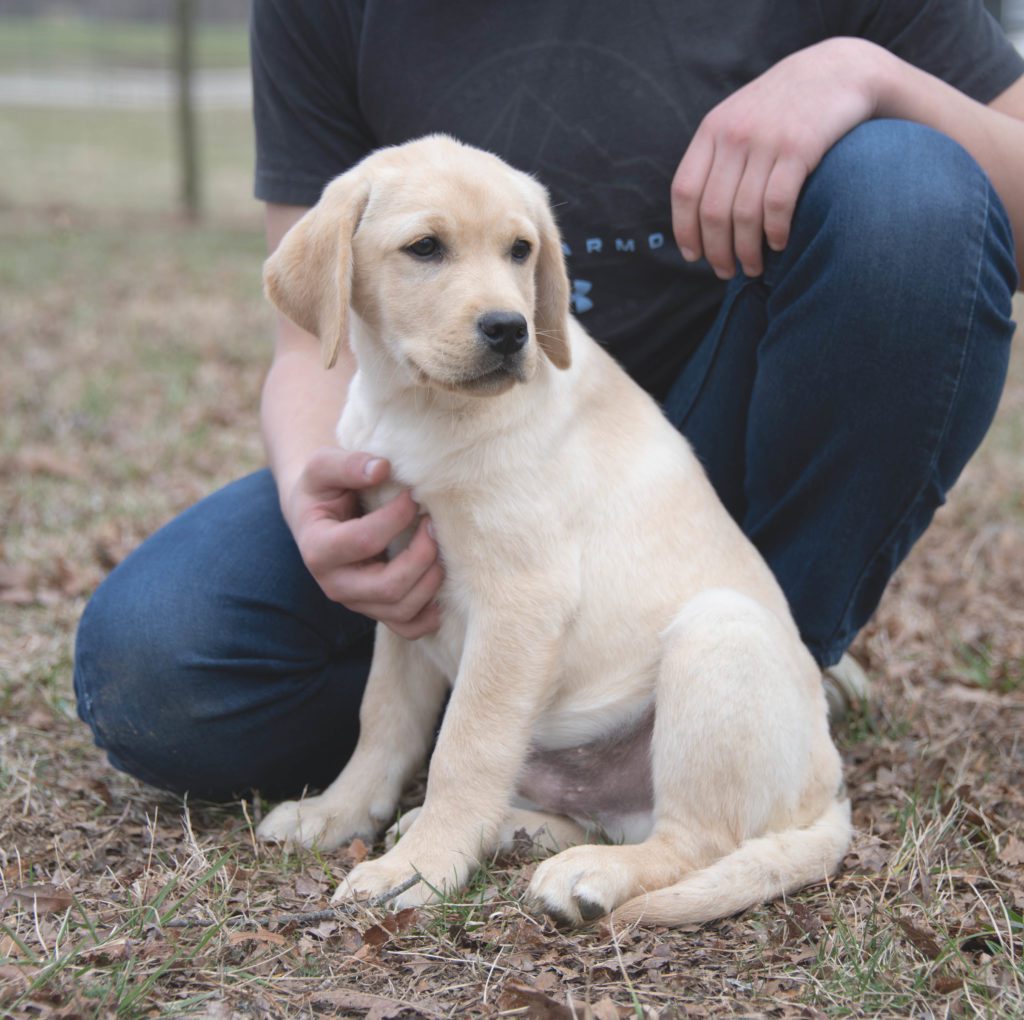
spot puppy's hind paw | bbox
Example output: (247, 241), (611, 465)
(528, 845), (639, 927)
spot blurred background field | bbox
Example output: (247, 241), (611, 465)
(0, 10), (248, 70)
(1, 3), (1024, 1018)
(0, 0), (253, 217)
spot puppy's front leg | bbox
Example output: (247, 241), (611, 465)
(258, 626), (447, 850)
(336, 613), (557, 907)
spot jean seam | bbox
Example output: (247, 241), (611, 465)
(819, 172), (991, 657)
(673, 278), (762, 430)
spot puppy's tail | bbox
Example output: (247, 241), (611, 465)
(609, 798), (852, 928)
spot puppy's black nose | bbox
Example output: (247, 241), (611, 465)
(477, 311), (528, 356)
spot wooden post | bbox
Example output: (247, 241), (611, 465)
(175, 0), (200, 221)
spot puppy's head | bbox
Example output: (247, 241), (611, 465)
(264, 135), (571, 395)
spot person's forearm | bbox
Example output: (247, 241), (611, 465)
(261, 201), (355, 518)
(867, 41), (1024, 286)
(260, 334), (354, 518)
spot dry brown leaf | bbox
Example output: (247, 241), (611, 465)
(311, 988), (442, 1018)
(497, 981), (575, 1019)
(24, 707), (55, 731)
(303, 919), (339, 940)
(896, 918), (942, 960)
(293, 874), (321, 898)
(845, 837), (891, 873)
(783, 901), (823, 941)
(78, 938), (134, 965)
(932, 973), (964, 995)
(1, 885), (73, 914)
(533, 968), (559, 991)
(589, 997), (627, 1020)
(997, 834), (1024, 866)
(11, 448), (83, 480)
(592, 949), (645, 981)
(0, 964), (29, 995)
(344, 837), (370, 864)
(0, 562), (35, 604)
(363, 906), (421, 947)
(362, 923), (391, 948)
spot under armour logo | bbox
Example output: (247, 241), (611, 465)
(571, 278), (593, 314)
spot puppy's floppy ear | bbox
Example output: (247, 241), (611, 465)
(531, 186), (572, 371)
(263, 171), (370, 369)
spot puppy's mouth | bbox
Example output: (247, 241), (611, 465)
(410, 353), (528, 396)
(461, 355), (528, 392)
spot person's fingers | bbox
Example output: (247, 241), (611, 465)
(697, 140), (747, 279)
(305, 489), (420, 581)
(732, 152), (773, 277)
(354, 560), (445, 628)
(302, 446), (391, 499)
(327, 515), (440, 606)
(383, 599), (443, 640)
(671, 130), (714, 262)
(762, 154), (809, 254)
(342, 489), (421, 560)
(346, 519), (445, 635)
(377, 517), (443, 608)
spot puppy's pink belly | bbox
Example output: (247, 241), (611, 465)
(517, 710), (654, 821)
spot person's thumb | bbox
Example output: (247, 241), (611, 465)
(302, 446), (390, 496)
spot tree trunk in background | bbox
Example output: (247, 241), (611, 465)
(175, 0), (200, 221)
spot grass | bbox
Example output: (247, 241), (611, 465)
(1, 103), (1023, 1017)
(0, 12), (254, 221)
(0, 105), (255, 219)
(0, 14), (250, 73)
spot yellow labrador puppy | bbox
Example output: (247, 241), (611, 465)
(257, 135), (850, 927)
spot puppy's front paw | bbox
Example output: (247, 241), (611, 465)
(257, 794), (375, 851)
(332, 841), (474, 909)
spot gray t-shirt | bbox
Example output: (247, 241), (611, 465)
(251, 0), (1023, 398)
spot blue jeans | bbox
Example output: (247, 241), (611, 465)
(74, 121), (1017, 801)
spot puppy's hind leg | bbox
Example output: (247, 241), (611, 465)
(612, 589), (850, 926)
(529, 589), (847, 926)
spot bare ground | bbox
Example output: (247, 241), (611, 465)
(1, 205), (1022, 1018)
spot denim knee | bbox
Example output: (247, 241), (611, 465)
(778, 118), (1017, 302)
(766, 119), (1016, 431)
(75, 554), (372, 801)
(74, 568), (183, 791)
(73, 472), (373, 800)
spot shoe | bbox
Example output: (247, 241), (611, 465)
(823, 653), (871, 725)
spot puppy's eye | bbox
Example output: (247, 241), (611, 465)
(510, 239), (532, 263)
(406, 236), (441, 259)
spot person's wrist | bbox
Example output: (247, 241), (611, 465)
(275, 464), (307, 537)
(844, 37), (902, 121)
(810, 37), (887, 120)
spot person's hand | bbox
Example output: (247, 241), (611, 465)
(284, 446), (443, 639)
(671, 37), (884, 279)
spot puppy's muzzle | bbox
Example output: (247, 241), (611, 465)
(477, 311), (529, 357)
